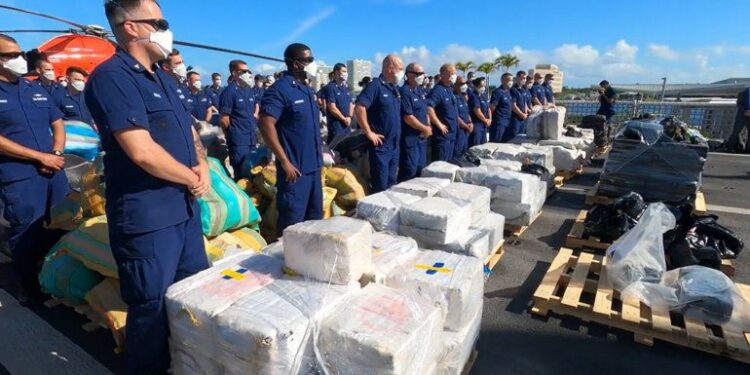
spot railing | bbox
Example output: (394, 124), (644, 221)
(558, 100), (738, 139)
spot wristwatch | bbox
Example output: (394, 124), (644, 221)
(52, 150), (63, 156)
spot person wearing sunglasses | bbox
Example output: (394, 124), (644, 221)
(426, 63), (458, 162)
(259, 43), (324, 235)
(322, 62), (353, 144)
(354, 54), (405, 193)
(218, 59), (259, 178)
(0, 34), (69, 306)
(397, 63), (431, 181)
(86, 1), (210, 373)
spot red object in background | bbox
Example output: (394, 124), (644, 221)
(38, 34), (116, 77)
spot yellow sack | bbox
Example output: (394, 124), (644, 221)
(322, 186), (337, 219)
(47, 191), (84, 231)
(85, 278), (127, 352)
(81, 161), (106, 218)
(203, 237), (225, 264)
(252, 164), (277, 200)
(324, 166), (365, 210)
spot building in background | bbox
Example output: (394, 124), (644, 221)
(347, 59), (372, 93)
(314, 64), (333, 91)
(528, 64), (564, 93)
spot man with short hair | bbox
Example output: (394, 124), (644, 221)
(427, 64), (458, 161)
(34, 59), (65, 102)
(186, 71), (215, 122)
(543, 73), (556, 106)
(355, 54), (404, 192)
(398, 62), (431, 181)
(597, 80), (617, 123)
(253, 74), (266, 102)
(159, 48), (187, 84)
(264, 74), (275, 89)
(54, 66), (94, 127)
(0, 34), (69, 305)
(468, 77), (490, 146)
(530, 73), (547, 106)
(489, 73), (514, 143)
(259, 43), (323, 235)
(219, 59), (259, 177)
(207, 72), (223, 105)
(507, 70), (529, 140)
(86, 1), (210, 372)
(322, 63), (353, 144)
(454, 76), (473, 159)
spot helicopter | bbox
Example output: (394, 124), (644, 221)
(0, 4), (284, 78)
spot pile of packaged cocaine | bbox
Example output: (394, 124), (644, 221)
(167, 216), (484, 375)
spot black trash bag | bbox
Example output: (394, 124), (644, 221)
(611, 192), (647, 220)
(692, 215), (744, 258)
(584, 205), (635, 241)
(667, 234), (723, 270)
(565, 127), (583, 137)
(660, 116), (688, 142)
(330, 131), (369, 163)
(521, 163), (550, 183)
(452, 152), (481, 167)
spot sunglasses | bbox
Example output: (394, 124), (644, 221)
(294, 56), (315, 64)
(119, 18), (170, 31)
(0, 51), (26, 59)
(234, 69), (251, 75)
(407, 71), (425, 76)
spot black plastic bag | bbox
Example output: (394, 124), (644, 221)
(521, 163), (550, 183)
(692, 215), (744, 258)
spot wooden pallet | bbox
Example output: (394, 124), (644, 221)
(484, 240), (506, 271)
(585, 183), (707, 214)
(592, 144), (612, 159)
(532, 248), (750, 364)
(564, 210), (612, 251)
(505, 210), (543, 238)
(556, 166), (584, 181)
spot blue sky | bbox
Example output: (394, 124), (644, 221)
(3, 0), (749, 87)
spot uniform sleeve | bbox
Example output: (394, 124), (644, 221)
(468, 91), (480, 109)
(85, 70), (149, 132)
(355, 81), (378, 108)
(426, 87), (441, 108)
(322, 84), (336, 103)
(218, 88), (234, 115)
(48, 90), (64, 123)
(399, 88), (414, 117)
(511, 88), (521, 106)
(260, 85), (285, 120)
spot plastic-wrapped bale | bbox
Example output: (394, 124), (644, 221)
(260, 240), (285, 261)
(399, 197), (471, 245)
(64, 120), (100, 161)
(436, 182), (491, 226)
(437, 301), (483, 375)
(507, 134), (539, 146)
(430, 229), (490, 260)
(490, 180), (546, 227)
(198, 157), (262, 237)
(467, 143), (501, 159)
(422, 161), (461, 181)
(48, 215), (117, 278)
(525, 108), (545, 138)
(317, 284), (444, 375)
(38, 253), (103, 305)
(165, 254), (283, 359)
(479, 159), (522, 172)
(385, 250), (484, 331)
(542, 106), (566, 140)
(471, 212), (505, 253)
(214, 276), (356, 375)
(356, 190), (421, 232)
(459, 167), (541, 204)
(283, 216), (373, 285)
(518, 145), (555, 172)
(171, 340), (222, 375)
(539, 136), (587, 151)
(390, 177), (451, 198)
(489, 143), (526, 161)
(364, 232), (420, 284)
(542, 145), (584, 171)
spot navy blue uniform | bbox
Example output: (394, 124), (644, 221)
(253, 86), (266, 102)
(261, 72), (323, 235)
(597, 87), (617, 122)
(427, 83), (459, 162)
(398, 83), (428, 181)
(53, 89), (94, 126)
(0, 79), (70, 290)
(36, 80), (65, 105)
(489, 87), (512, 143)
(356, 75), (401, 193)
(468, 89), (489, 147)
(186, 89), (213, 121)
(530, 83), (547, 106)
(508, 85), (527, 141)
(454, 94), (471, 159)
(543, 82), (555, 104)
(219, 81), (258, 176)
(85, 49), (208, 375)
(206, 85), (223, 106)
(726, 88), (750, 152)
(322, 80), (352, 144)
(520, 87), (533, 133)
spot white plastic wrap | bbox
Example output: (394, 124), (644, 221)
(399, 197), (471, 245)
(538, 136), (587, 151)
(456, 166), (541, 204)
(542, 106), (566, 140)
(436, 301), (483, 375)
(544, 145), (585, 171)
(480, 159), (523, 172)
(507, 135), (539, 146)
(471, 212), (505, 253)
(385, 249), (485, 332)
(283, 216), (373, 285)
(436, 182), (491, 226)
(166, 254), (284, 359)
(606, 203), (675, 293)
(490, 180), (546, 227)
(489, 143), (526, 161)
(468, 143), (501, 159)
(525, 109), (545, 139)
(317, 284), (445, 375)
(215, 276), (356, 375)
(356, 190), (421, 232)
(390, 177), (451, 198)
(432, 229), (490, 259)
(422, 161), (461, 181)
(518, 145), (555, 171)
(364, 232), (420, 284)
(170, 340), (223, 375)
(260, 240), (285, 261)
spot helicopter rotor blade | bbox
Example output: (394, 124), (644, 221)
(0, 29), (73, 34)
(173, 40), (284, 63)
(0, 5), (87, 29)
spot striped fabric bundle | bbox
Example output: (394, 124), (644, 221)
(47, 215), (119, 278)
(198, 158), (262, 237)
(63, 120), (101, 161)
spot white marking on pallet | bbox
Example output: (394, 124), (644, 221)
(707, 204), (750, 216)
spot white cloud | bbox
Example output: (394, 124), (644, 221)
(281, 6), (336, 44)
(649, 44), (680, 60)
(605, 40), (638, 62)
(696, 54), (709, 69)
(375, 44), (504, 77)
(554, 44), (599, 66)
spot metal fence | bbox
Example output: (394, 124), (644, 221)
(558, 100), (737, 139)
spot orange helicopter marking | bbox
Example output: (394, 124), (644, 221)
(38, 34), (116, 77)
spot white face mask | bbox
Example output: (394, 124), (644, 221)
(478, 86), (486, 94)
(60, 80), (68, 87)
(339, 72), (348, 82)
(2, 56), (28, 77)
(415, 74), (425, 86)
(43, 71), (56, 81)
(213, 80), (222, 87)
(449, 73), (457, 85)
(173, 64), (187, 79)
(192, 80), (202, 90)
(239, 72), (255, 87)
(504, 80), (513, 88)
(149, 29), (174, 59)
(71, 80), (85, 92)
(267, 77), (275, 85)
(303, 61), (318, 81)
(460, 84), (468, 93)
(394, 70), (405, 85)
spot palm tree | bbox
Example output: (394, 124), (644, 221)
(477, 62), (495, 86)
(455, 61), (469, 76)
(495, 53), (521, 73)
(464, 60), (476, 75)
